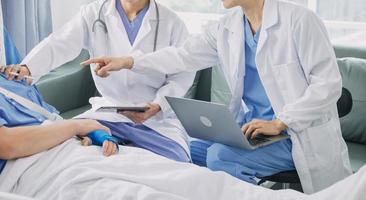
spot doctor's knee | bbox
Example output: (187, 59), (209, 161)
(206, 143), (228, 168)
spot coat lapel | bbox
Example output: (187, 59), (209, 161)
(132, 0), (159, 50)
(223, 8), (245, 94)
(256, 0), (279, 54)
(103, 0), (160, 53)
(104, 0), (132, 53)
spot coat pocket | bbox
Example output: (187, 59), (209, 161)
(271, 61), (308, 103)
(304, 118), (338, 169)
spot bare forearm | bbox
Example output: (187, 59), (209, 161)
(0, 121), (78, 159)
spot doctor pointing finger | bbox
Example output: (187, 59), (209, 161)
(8, 0), (196, 163)
(85, 0), (352, 194)
(81, 56), (132, 77)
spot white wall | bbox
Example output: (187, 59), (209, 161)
(51, 0), (95, 30)
(50, 0), (218, 35)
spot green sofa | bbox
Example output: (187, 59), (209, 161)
(336, 56), (366, 172)
(36, 51), (95, 119)
(36, 45), (366, 172)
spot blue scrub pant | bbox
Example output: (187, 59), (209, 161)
(190, 139), (295, 184)
(99, 121), (190, 163)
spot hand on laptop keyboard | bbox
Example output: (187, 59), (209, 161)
(248, 135), (271, 146)
(241, 119), (288, 139)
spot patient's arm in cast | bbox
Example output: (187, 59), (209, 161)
(85, 130), (119, 156)
(0, 119), (110, 160)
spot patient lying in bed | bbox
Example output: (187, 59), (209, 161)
(0, 72), (119, 166)
(0, 71), (365, 200)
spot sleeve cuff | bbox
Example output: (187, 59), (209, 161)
(153, 96), (175, 119)
(277, 112), (308, 133)
(130, 51), (149, 74)
(87, 130), (119, 146)
(277, 112), (301, 133)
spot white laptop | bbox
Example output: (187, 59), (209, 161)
(166, 96), (290, 150)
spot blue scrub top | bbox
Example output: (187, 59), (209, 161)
(116, 0), (149, 45)
(242, 17), (275, 125)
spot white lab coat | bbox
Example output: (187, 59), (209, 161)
(21, 0), (195, 153)
(132, 0), (352, 194)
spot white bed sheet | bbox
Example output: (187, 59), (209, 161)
(0, 138), (364, 200)
(0, 191), (34, 200)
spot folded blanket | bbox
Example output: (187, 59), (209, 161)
(0, 139), (304, 200)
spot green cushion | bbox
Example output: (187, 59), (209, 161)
(338, 58), (366, 144)
(36, 51), (96, 114)
(194, 68), (212, 101)
(185, 72), (201, 99)
(347, 142), (366, 172)
(210, 65), (231, 105)
(334, 45), (366, 60)
(61, 105), (92, 119)
(190, 65), (231, 104)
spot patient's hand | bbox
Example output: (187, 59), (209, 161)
(79, 135), (118, 157)
(80, 137), (92, 146)
(120, 103), (161, 124)
(102, 140), (119, 156)
(0, 64), (32, 84)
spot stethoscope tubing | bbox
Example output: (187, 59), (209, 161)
(92, 0), (160, 52)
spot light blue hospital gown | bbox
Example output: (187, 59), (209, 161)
(0, 30), (116, 173)
(0, 73), (119, 173)
(0, 74), (58, 173)
(190, 17), (295, 184)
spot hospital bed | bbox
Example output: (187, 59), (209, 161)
(0, 137), (365, 200)
(35, 45), (366, 190)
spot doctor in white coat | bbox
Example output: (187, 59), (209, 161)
(83, 0), (353, 194)
(4, 0), (195, 162)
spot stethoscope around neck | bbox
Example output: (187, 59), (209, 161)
(92, 0), (160, 52)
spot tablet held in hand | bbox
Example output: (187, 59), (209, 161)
(96, 106), (149, 113)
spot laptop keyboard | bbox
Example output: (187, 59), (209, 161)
(249, 136), (271, 146)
